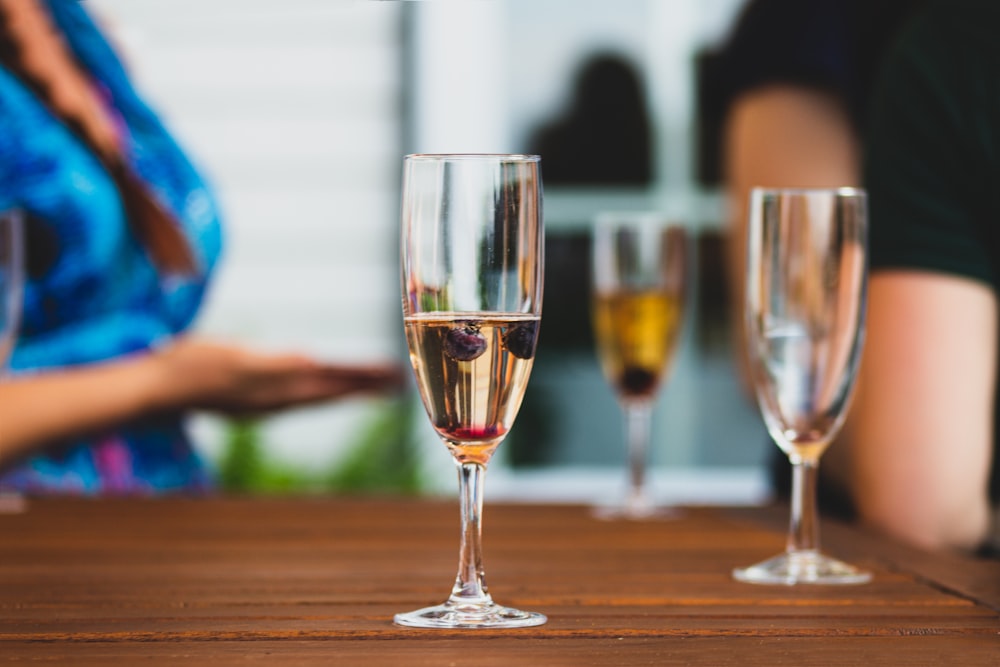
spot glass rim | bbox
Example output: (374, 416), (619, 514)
(404, 153), (540, 162)
(752, 186), (865, 197)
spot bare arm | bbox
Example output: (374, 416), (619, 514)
(0, 337), (407, 467)
(0, 352), (165, 464)
(843, 272), (995, 551)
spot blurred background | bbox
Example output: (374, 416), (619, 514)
(87, 0), (769, 504)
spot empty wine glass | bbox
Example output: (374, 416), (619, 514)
(591, 213), (687, 519)
(395, 154), (546, 628)
(733, 187), (871, 585)
(0, 209), (25, 512)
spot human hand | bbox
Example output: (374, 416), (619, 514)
(147, 337), (408, 417)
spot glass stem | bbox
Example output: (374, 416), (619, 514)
(448, 461), (493, 607)
(787, 458), (821, 554)
(623, 400), (653, 505)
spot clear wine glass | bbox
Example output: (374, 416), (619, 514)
(395, 154), (546, 628)
(733, 187), (871, 585)
(0, 209), (26, 513)
(590, 213), (687, 520)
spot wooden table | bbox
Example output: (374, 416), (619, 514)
(1, 497), (997, 664)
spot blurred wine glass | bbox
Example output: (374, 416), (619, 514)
(591, 213), (687, 519)
(0, 210), (25, 513)
(733, 187), (870, 585)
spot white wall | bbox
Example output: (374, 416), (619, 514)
(89, 0), (406, 469)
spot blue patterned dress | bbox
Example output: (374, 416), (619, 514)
(0, 1), (223, 494)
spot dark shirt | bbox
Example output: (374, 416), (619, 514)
(715, 0), (923, 139)
(865, 0), (1000, 506)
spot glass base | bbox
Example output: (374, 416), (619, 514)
(394, 600), (547, 629)
(733, 550), (872, 585)
(592, 492), (681, 521)
(592, 502), (681, 521)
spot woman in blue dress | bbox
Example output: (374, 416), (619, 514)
(0, 0), (404, 494)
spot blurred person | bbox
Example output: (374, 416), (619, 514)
(0, 0), (404, 494)
(716, 0), (987, 549)
(718, 0), (922, 387)
(718, 0), (998, 555)
(844, 0), (999, 554)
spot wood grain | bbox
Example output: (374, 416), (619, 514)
(0, 497), (997, 664)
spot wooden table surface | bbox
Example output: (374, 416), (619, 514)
(1, 496), (997, 665)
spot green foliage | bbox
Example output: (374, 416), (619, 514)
(215, 396), (424, 495)
(325, 396), (423, 494)
(216, 418), (306, 494)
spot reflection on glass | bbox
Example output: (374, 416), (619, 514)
(734, 188), (871, 585)
(395, 154), (547, 628)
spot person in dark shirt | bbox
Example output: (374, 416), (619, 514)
(712, 0), (1000, 554)
(848, 0), (1000, 553)
(716, 0), (922, 396)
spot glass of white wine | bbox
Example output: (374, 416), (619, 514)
(395, 154), (546, 628)
(591, 213), (687, 519)
(0, 209), (25, 512)
(734, 187), (871, 585)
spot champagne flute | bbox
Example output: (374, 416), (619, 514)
(0, 209), (25, 512)
(734, 187), (871, 585)
(395, 154), (546, 628)
(591, 213), (687, 519)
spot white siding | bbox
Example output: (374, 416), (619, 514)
(89, 0), (404, 467)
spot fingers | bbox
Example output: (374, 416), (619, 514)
(159, 337), (409, 415)
(217, 359), (407, 414)
(246, 354), (408, 395)
(316, 363), (409, 393)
